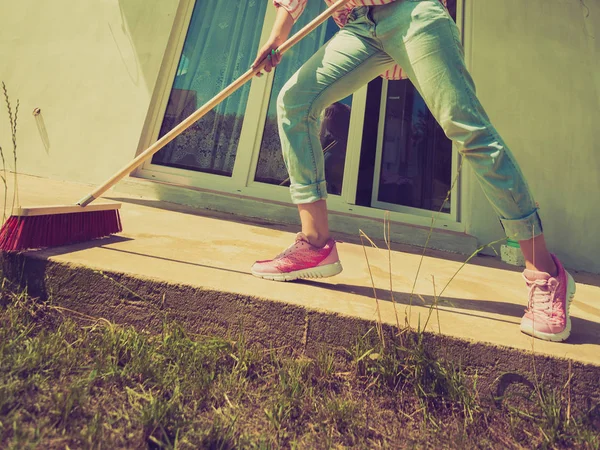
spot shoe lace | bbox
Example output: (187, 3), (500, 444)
(275, 233), (310, 259)
(524, 276), (564, 322)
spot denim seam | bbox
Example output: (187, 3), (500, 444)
(440, 18), (536, 223)
(425, 17), (537, 231)
(402, 18), (450, 46)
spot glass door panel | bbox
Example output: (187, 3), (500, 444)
(152, 0), (267, 176)
(374, 80), (452, 214)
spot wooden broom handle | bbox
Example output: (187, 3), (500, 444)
(78, 0), (352, 207)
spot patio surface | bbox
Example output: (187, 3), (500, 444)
(2, 175), (600, 368)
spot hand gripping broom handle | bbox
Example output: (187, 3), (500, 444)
(78, 0), (352, 207)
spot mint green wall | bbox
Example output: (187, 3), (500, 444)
(0, 0), (179, 184)
(463, 0), (599, 272)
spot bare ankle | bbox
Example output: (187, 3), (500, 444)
(305, 233), (329, 248)
(525, 257), (558, 277)
(519, 233), (558, 276)
(298, 200), (330, 249)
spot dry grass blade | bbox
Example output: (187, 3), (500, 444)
(383, 211), (401, 331)
(360, 229), (385, 348)
(566, 360), (572, 425)
(2, 82), (19, 211)
(408, 158), (464, 325)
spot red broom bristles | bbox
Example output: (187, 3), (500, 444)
(0, 209), (122, 252)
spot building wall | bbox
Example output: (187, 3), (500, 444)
(1, 0), (598, 272)
(463, 0), (599, 272)
(0, 0), (180, 184)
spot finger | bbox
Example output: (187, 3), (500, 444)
(253, 55), (268, 77)
(272, 49), (282, 66)
(264, 53), (274, 73)
(269, 48), (278, 65)
(251, 55), (264, 69)
(251, 47), (270, 69)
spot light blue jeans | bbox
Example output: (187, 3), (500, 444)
(277, 0), (543, 240)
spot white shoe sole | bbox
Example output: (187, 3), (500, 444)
(520, 272), (576, 342)
(252, 261), (343, 282)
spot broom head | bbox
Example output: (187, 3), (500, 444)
(0, 202), (122, 252)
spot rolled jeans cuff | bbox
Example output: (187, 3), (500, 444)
(290, 181), (328, 204)
(499, 209), (543, 241)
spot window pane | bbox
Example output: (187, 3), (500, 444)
(377, 80), (452, 213)
(254, 12), (352, 196)
(152, 0), (267, 176)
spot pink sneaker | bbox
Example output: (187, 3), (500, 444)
(520, 254), (576, 342)
(252, 233), (343, 282)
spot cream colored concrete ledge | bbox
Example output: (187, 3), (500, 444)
(2, 175), (600, 369)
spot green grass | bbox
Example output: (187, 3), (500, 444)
(0, 279), (598, 449)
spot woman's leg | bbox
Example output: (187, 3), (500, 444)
(373, 0), (573, 340)
(252, 8), (394, 280)
(277, 11), (392, 245)
(298, 200), (330, 248)
(520, 234), (557, 276)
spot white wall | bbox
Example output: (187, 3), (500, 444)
(463, 0), (600, 272)
(0, 0), (179, 184)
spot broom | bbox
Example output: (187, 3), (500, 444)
(0, 0), (352, 253)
